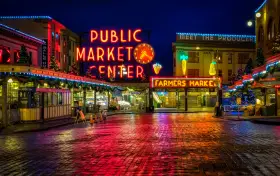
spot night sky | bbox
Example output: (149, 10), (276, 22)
(0, 0), (263, 75)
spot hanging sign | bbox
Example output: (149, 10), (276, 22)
(42, 39), (48, 68)
(150, 77), (219, 88)
(76, 29), (155, 79)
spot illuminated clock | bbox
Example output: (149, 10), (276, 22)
(133, 43), (155, 64)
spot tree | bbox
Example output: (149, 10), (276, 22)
(244, 58), (253, 75)
(18, 45), (30, 65)
(70, 62), (79, 75)
(255, 48), (265, 67)
(272, 33), (280, 55)
(236, 68), (244, 80)
(49, 56), (59, 71)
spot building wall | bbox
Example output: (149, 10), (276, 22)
(0, 34), (41, 66)
(61, 30), (80, 72)
(173, 46), (255, 84)
(0, 18), (79, 71)
(255, 0), (280, 57)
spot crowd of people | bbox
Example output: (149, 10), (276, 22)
(75, 107), (107, 125)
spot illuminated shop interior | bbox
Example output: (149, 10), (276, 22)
(153, 88), (217, 111)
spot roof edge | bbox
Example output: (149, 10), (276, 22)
(0, 23), (45, 44)
(176, 33), (256, 38)
(0, 16), (52, 20)
(255, 0), (267, 13)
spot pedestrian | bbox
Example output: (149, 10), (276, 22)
(99, 110), (103, 122)
(89, 114), (94, 126)
(75, 107), (81, 124)
(103, 110), (107, 121)
(93, 113), (97, 123)
(79, 109), (86, 124)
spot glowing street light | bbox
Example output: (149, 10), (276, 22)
(7, 78), (13, 83)
(256, 12), (261, 18)
(247, 21), (253, 27)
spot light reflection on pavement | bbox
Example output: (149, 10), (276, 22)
(0, 113), (280, 175)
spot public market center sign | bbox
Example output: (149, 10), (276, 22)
(76, 29), (155, 79)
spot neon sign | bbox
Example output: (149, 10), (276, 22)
(134, 43), (155, 64)
(153, 63), (162, 75)
(151, 77), (219, 88)
(76, 29), (155, 79)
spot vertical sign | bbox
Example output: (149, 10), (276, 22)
(42, 39), (48, 68)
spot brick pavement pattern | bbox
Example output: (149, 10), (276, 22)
(1, 113), (280, 175)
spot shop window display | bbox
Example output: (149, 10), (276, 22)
(96, 92), (108, 110)
(120, 90), (146, 111)
(86, 90), (96, 112)
(73, 91), (83, 107)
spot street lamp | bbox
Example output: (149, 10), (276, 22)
(247, 20), (253, 27)
(256, 12), (261, 18)
(247, 12), (261, 27)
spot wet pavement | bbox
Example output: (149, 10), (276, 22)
(1, 113), (280, 175)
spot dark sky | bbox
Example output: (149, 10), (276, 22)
(0, 0), (264, 75)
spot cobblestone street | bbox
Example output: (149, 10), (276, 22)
(1, 113), (280, 175)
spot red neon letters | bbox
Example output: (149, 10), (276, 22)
(90, 29), (141, 43)
(88, 65), (144, 79)
(77, 29), (147, 79)
(77, 47), (135, 62)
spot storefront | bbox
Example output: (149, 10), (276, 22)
(0, 65), (118, 126)
(150, 77), (221, 112)
(227, 54), (280, 116)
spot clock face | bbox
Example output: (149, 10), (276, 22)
(133, 43), (155, 64)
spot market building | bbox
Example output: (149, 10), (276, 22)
(0, 23), (117, 127)
(0, 16), (80, 72)
(227, 0), (280, 116)
(150, 33), (255, 111)
(255, 0), (280, 58)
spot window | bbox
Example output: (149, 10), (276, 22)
(29, 52), (32, 64)
(258, 26), (264, 42)
(58, 93), (63, 105)
(214, 52), (223, 63)
(0, 46), (11, 63)
(228, 70), (232, 81)
(48, 93), (52, 106)
(56, 33), (60, 45)
(188, 52), (199, 63)
(218, 70), (222, 77)
(228, 53), (233, 64)
(267, 18), (275, 40)
(238, 53), (250, 64)
(188, 69), (199, 77)
(14, 50), (20, 63)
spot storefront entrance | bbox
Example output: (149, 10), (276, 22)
(150, 77), (221, 112)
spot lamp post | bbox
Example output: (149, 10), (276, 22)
(247, 12), (262, 27)
(7, 78), (13, 125)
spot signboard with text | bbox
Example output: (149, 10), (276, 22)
(42, 39), (48, 68)
(176, 33), (255, 43)
(150, 77), (219, 88)
(76, 29), (155, 79)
